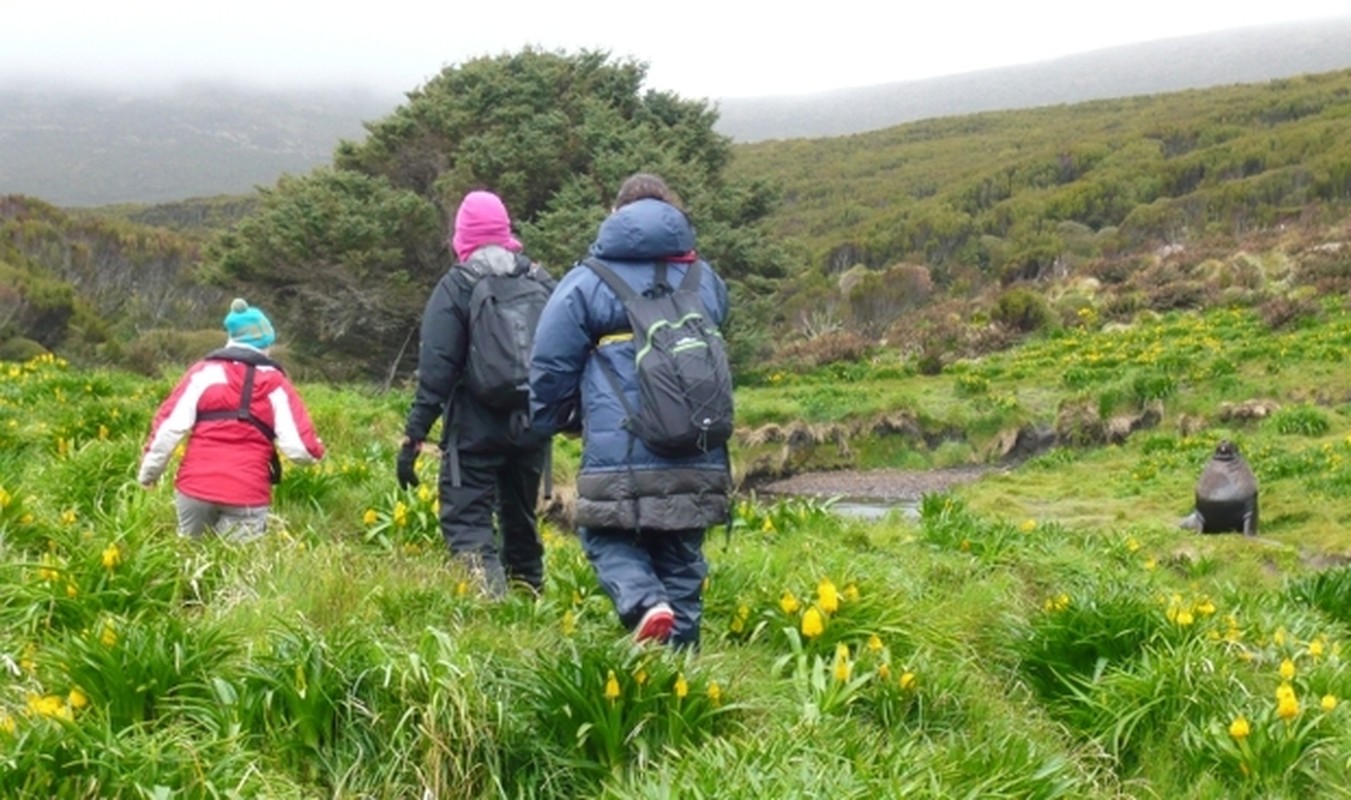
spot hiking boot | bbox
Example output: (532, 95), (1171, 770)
(634, 602), (675, 643)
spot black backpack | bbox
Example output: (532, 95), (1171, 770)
(583, 258), (734, 457)
(462, 261), (552, 410)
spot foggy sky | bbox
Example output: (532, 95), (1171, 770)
(4, 1), (1350, 100)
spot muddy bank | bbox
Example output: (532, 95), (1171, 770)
(754, 465), (996, 502)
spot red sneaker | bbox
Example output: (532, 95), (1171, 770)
(634, 602), (675, 643)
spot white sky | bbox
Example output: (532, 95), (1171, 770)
(3, 1), (1350, 100)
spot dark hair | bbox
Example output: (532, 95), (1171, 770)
(613, 173), (684, 211)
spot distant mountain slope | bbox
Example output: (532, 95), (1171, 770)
(0, 83), (396, 207)
(2, 17), (1349, 207)
(714, 16), (1351, 142)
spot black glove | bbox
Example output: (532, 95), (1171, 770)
(396, 439), (422, 489)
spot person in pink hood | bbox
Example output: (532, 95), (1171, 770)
(399, 190), (556, 597)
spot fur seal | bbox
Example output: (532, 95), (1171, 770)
(1179, 439), (1259, 536)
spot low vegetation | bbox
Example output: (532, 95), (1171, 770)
(3, 285), (1350, 796)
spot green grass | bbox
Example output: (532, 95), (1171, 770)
(2, 304), (1351, 798)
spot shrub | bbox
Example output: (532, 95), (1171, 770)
(991, 288), (1054, 333)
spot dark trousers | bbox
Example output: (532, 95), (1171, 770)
(438, 447), (546, 596)
(578, 526), (707, 647)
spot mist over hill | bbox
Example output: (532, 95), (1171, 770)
(2, 17), (1349, 207)
(715, 16), (1351, 142)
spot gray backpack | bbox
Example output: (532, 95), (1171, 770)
(583, 258), (734, 457)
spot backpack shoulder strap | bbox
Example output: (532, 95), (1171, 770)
(195, 363), (277, 440)
(677, 261), (703, 294)
(581, 258), (638, 304)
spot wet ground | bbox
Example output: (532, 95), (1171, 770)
(755, 465), (995, 503)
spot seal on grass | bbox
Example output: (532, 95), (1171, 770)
(1178, 440), (1259, 536)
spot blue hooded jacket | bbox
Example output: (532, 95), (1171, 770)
(530, 199), (732, 531)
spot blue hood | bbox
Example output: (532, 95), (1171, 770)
(589, 199), (695, 261)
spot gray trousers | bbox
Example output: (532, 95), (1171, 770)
(174, 491), (269, 542)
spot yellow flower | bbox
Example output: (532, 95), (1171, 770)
(833, 643), (852, 682)
(60, 509), (77, 526)
(1195, 599), (1216, 616)
(899, 671), (917, 691)
(561, 609), (576, 636)
(455, 580), (469, 597)
(1228, 715), (1250, 740)
(67, 688), (89, 709)
(1175, 610), (1194, 627)
(1321, 694), (1338, 712)
(801, 606), (825, 639)
(634, 667), (648, 686)
(1277, 692), (1300, 721)
(817, 578), (839, 614)
(1308, 639), (1325, 658)
(674, 673), (689, 699)
(362, 508), (378, 526)
(1125, 536), (1141, 552)
(101, 543), (121, 570)
(0, 710), (14, 735)
(1274, 628), (1287, 647)
(416, 484), (434, 504)
(0, 486), (9, 508)
(843, 583), (860, 602)
(779, 590), (800, 615)
(959, 539), (971, 552)
(730, 616), (745, 634)
(707, 681), (722, 706)
(100, 622), (117, 647)
(1279, 658), (1296, 682)
(1143, 557), (1157, 571)
(1019, 519), (1036, 533)
(65, 583), (78, 598)
(761, 516), (775, 532)
(604, 670), (620, 702)
(877, 662), (891, 681)
(393, 502), (408, 527)
(867, 634), (883, 653)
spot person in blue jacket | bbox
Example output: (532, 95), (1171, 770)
(529, 173), (732, 647)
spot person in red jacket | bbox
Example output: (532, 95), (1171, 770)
(138, 298), (326, 540)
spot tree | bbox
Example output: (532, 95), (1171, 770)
(207, 48), (783, 380)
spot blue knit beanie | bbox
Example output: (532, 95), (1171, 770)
(223, 298), (276, 348)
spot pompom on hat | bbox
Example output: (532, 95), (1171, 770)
(450, 190), (522, 262)
(223, 298), (276, 349)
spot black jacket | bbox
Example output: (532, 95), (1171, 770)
(405, 245), (555, 453)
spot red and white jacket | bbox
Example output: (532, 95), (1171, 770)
(138, 349), (325, 506)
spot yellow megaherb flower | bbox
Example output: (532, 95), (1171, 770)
(1019, 519), (1036, 533)
(674, 673), (689, 699)
(67, 688), (89, 709)
(779, 590), (800, 615)
(101, 544), (121, 570)
(801, 606), (825, 639)
(1277, 691), (1300, 722)
(362, 508), (378, 526)
(60, 509), (77, 526)
(1279, 658), (1296, 682)
(455, 581), (469, 597)
(899, 671), (917, 691)
(833, 643), (852, 683)
(417, 484), (434, 503)
(1195, 599), (1216, 616)
(761, 516), (775, 533)
(1228, 715), (1250, 740)
(817, 578), (839, 614)
(877, 662), (891, 680)
(1322, 694), (1338, 712)
(1308, 638), (1325, 658)
(393, 502), (408, 527)
(603, 670), (620, 702)
(867, 634), (883, 653)
(65, 583), (78, 598)
(1175, 610), (1195, 627)
(707, 681), (722, 706)
(633, 667), (648, 687)
(0, 486), (10, 508)
(0, 710), (14, 735)
(100, 622), (117, 647)
(843, 583), (860, 602)
(561, 609), (576, 636)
